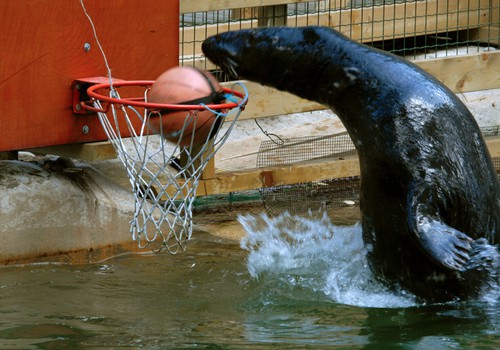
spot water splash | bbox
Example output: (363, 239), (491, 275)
(238, 211), (417, 308)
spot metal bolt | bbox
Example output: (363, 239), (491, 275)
(75, 104), (82, 112)
(83, 42), (91, 52)
(82, 125), (90, 134)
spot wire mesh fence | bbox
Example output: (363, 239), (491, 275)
(493, 157), (500, 174)
(256, 132), (356, 168)
(259, 176), (361, 216)
(180, 0), (500, 78)
(258, 126), (500, 216)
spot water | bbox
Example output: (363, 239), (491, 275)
(0, 213), (498, 349)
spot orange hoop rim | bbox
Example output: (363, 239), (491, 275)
(81, 80), (247, 113)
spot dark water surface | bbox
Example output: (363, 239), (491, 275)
(0, 214), (498, 349)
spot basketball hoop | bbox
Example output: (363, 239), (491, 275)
(80, 79), (248, 253)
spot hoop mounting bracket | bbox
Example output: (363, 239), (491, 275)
(72, 77), (125, 115)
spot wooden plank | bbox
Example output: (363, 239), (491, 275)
(488, 136), (500, 158)
(28, 141), (117, 161)
(222, 50), (500, 121)
(472, 26), (500, 46)
(199, 155), (361, 196)
(192, 135), (500, 196)
(181, 0), (310, 13)
(414, 50), (500, 93)
(289, 0), (489, 42)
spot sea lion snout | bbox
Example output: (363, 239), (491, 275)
(202, 34), (242, 78)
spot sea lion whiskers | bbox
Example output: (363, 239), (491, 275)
(223, 57), (239, 78)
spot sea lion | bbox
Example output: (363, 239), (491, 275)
(202, 26), (500, 302)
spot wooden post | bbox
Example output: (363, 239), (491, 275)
(468, 0), (499, 46)
(258, 5), (287, 27)
(201, 151), (216, 179)
(490, 0), (500, 46)
(230, 7), (255, 20)
(199, 138), (216, 180)
(179, 139), (216, 179)
(230, 4), (288, 24)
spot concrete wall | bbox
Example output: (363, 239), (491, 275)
(0, 158), (138, 265)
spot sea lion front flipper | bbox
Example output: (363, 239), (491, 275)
(416, 216), (473, 271)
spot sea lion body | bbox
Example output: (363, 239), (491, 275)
(202, 26), (500, 302)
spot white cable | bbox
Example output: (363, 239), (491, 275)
(79, 0), (113, 86)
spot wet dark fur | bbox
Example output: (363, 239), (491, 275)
(202, 26), (500, 302)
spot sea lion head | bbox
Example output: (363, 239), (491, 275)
(202, 26), (356, 103)
(202, 27), (320, 77)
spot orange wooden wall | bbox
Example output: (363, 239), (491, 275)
(0, 0), (179, 151)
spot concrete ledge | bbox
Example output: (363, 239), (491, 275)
(0, 159), (139, 265)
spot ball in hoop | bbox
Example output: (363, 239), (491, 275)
(148, 66), (225, 147)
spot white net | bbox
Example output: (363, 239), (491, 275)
(92, 83), (248, 253)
